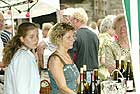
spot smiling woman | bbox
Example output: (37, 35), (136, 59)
(47, 23), (79, 94)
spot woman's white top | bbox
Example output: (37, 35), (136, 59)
(4, 47), (40, 94)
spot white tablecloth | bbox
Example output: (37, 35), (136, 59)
(126, 92), (136, 94)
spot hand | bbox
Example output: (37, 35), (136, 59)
(37, 41), (46, 54)
(36, 41), (46, 68)
(0, 62), (5, 68)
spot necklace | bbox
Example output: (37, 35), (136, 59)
(56, 50), (73, 64)
(118, 40), (129, 49)
(117, 41), (130, 59)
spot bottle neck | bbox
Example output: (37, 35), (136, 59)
(126, 61), (133, 80)
(94, 70), (98, 81)
(116, 60), (119, 69)
(80, 73), (83, 81)
(80, 68), (84, 81)
(121, 60), (125, 68)
(83, 65), (87, 81)
(120, 60), (125, 73)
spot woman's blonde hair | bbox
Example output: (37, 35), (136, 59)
(49, 23), (74, 46)
(113, 14), (125, 30)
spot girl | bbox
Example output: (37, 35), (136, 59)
(3, 22), (40, 94)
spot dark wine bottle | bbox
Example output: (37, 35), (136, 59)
(126, 60), (134, 92)
(113, 56), (119, 80)
(89, 71), (94, 94)
(118, 59), (125, 78)
(0, 68), (5, 75)
(93, 69), (100, 94)
(120, 60), (125, 73)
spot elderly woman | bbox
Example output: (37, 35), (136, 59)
(105, 14), (131, 73)
(48, 23), (79, 94)
(98, 15), (116, 68)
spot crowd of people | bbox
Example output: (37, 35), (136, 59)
(0, 5), (132, 94)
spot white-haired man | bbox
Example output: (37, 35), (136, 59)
(69, 8), (99, 71)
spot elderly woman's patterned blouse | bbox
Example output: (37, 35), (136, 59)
(105, 41), (131, 70)
(98, 32), (114, 65)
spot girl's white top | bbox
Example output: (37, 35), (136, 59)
(4, 47), (40, 94)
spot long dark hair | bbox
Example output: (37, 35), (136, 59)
(3, 22), (38, 66)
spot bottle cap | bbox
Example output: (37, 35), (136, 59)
(94, 69), (98, 71)
(127, 60), (131, 63)
(93, 69), (98, 74)
(116, 56), (120, 60)
(80, 68), (83, 73)
(83, 65), (87, 71)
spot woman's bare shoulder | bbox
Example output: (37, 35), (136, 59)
(48, 55), (63, 67)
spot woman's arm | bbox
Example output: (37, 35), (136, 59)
(104, 44), (116, 73)
(76, 75), (80, 85)
(49, 56), (76, 94)
(37, 41), (46, 68)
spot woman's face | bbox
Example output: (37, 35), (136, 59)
(42, 29), (48, 38)
(20, 28), (38, 49)
(108, 28), (115, 37)
(116, 19), (127, 38)
(0, 14), (4, 30)
(62, 30), (75, 50)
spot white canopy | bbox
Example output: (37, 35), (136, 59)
(0, 0), (60, 19)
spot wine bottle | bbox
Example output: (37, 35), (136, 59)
(113, 56), (119, 80)
(89, 71), (94, 94)
(0, 68), (5, 75)
(118, 59), (125, 79)
(126, 60), (134, 92)
(77, 68), (86, 94)
(83, 65), (90, 93)
(120, 59), (125, 74)
(83, 65), (87, 83)
(93, 69), (100, 94)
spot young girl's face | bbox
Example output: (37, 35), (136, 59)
(20, 28), (38, 49)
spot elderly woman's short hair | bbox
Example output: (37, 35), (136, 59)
(100, 15), (116, 33)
